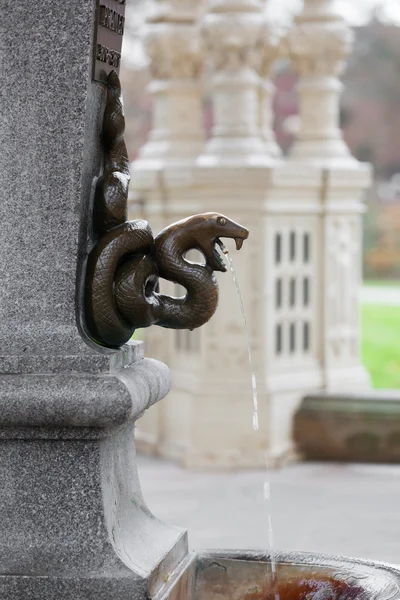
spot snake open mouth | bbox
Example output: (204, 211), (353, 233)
(212, 240), (227, 271)
(213, 237), (246, 271)
(216, 236), (245, 254)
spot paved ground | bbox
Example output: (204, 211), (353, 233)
(361, 285), (400, 305)
(137, 455), (400, 566)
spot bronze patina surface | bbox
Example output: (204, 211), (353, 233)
(84, 72), (249, 348)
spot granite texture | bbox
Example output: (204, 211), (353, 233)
(0, 340), (143, 374)
(0, 576), (147, 600)
(0, 2), (184, 598)
(0, 0), (103, 356)
(0, 357), (170, 429)
(0, 350), (177, 599)
(0, 426), (187, 599)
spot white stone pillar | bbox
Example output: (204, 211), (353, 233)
(131, 3), (299, 468)
(320, 168), (372, 390)
(198, 0), (268, 165)
(287, 0), (353, 163)
(285, 0), (371, 391)
(133, 0), (369, 468)
(137, 0), (204, 167)
(130, 0), (206, 451)
(257, 23), (282, 158)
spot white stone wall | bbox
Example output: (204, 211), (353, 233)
(128, 0), (371, 468)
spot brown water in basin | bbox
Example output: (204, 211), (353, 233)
(244, 576), (364, 600)
(193, 554), (400, 600)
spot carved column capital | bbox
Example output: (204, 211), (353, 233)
(287, 4), (353, 78)
(202, 8), (265, 74)
(144, 25), (202, 81)
(143, 0), (203, 82)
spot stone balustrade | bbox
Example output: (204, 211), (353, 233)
(129, 0), (372, 468)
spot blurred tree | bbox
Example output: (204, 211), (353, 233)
(339, 13), (400, 279)
(342, 14), (400, 175)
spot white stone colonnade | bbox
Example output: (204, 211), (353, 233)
(128, 0), (371, 468)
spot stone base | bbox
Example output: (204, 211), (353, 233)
(0, 342), (190, 599)
(0, 574), (146, 600)
(294, 391), (400, 462)
(0, 424), (188, 599)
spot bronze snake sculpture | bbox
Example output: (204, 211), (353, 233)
(84, 72), (249, 349)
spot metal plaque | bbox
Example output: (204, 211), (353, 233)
(93, 0), (126, 83)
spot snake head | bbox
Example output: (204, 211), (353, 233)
(191, 212), (249, 273)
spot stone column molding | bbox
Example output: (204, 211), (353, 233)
(198, 0), (268, 164)
(138, 0), (204, 165)
(287, 0), (354, 163)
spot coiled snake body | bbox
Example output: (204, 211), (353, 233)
(85, 72), (248, 349)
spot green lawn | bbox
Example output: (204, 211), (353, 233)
(363, 280), (400, 287)
(362, 304), (400, 388)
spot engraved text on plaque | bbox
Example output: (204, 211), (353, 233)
(93, 0), (126, 83)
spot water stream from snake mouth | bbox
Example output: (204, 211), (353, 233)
(217, 241), (280, 600)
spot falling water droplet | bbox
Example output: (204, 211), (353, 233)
(268, 515), (275, 564)
(217, 242), (280, 600)
(263, 481), (271, 501)
(217, 241), (259, 431)
(253, 411), (259, 431)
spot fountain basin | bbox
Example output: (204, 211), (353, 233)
(294, 392), (400, 463)
(160, 551), (400, 600)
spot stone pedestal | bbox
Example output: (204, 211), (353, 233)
(321, 167), (372, 391)
(0, 351), (190, 600)
(285, 0), (371, 392)
(0, 1), (186, 597)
